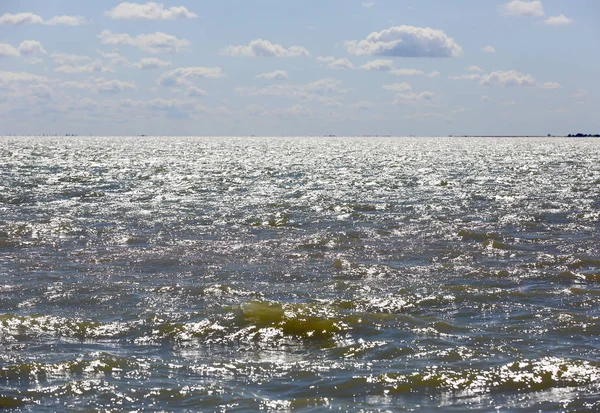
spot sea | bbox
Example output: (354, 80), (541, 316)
(0, 136), (599, 412)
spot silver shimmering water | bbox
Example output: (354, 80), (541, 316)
(1, 136), (599, 412)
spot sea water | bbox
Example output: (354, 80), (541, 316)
(0, 136), (599, 412)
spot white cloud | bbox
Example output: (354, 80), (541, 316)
(158, 67), (226, 86)
(427, 71), (441, 78)
(221, 39), (309, 57)
(98, 30), (190, 54)
(544, 14), (573, 26)
(501, 1), (545, 17)
(256, 70), (289, 80)
(394, 91), (436, 101)
(51, 53), (92, 65)
(572, 89), (588, 100)
(345, 25), (462, 57)
(235, 78), (350, 107)
(0, 71), (50, 84)
(382, 82), (412, 92)
(405, 112), (446, 121)
(468, 65), (484, 73)
(540, 82), (561, 89)
(317, 56), (354, 69)
(186, 86), (207, 97)
(61, 77), (136, 93)
(272, 104), (314, 117)
(131, 57), (172, 69)
(18, 41), (47, 56)
(46, 15), (86, 26)
(350, 100), (375, 109)
(55, 61), (114, 74)
(482, 45), (496, 53)
(106, 2), (197, 20)
(0, 44), (19, 58)
(0, 13), (44, 26)
(389, 68), (425, 76)
(359, 59), (394, 71)
(480, 70), (536, 87)
(362, 2), (375, 8)
(449, 74), (482, 81)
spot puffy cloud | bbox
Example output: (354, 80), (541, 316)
(482, 45), (496, 53)
(501, 1), (544, 17)
(480, 70), (536, 87)
(46, 15), (86, 26)
(51, 53), (92, 65)
(359, 59), (393, 71)
(389, 68), (425, 76)
(186, 86), (207, 97)
(256, 70), (289, 80)
(540, 82), (561, 89)
(1, 41), (46, 58)
(131, 57), (172, 69)
(0, 12), (85, 26)
(394, 91), (436, 102)
(468, 65), (483, 73)
(349, 100), (375, 110)
(158, 67), (226, 86)
(18, 40), (47, 56)
(317, 56), (354, 69)
(0, 13), (44, 26)
(345, 25), (462, 57)
(55, 61), (114, 74)
(382, 82), (412, 92)
(544, 15), (573, 26)
(0, 44), (19, 58)
(449, 74), (482, 81)
(221, 39), (309, 57)
(98, 30), (190, 54)
(106, 2), (197, 20)
(235, 78), (350, 107)
(61, 77), (136, 93)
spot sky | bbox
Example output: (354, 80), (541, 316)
(0, 0), (598, 136)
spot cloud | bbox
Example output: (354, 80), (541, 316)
(235, 78), (350, 107)
(427, 71), (441, 78)
(540, 82), (561, 89)
(0, 12), (85, 26)
(349, 100), (375, 109)
(345, 25), (462, 57)
(468, 66), (484, 73)
(317, 56), (354, 69)
(0, 13), (44, 26)
(256, 70), (289, 80)
(186, 86), (207, 97)
(572, 89), (588, 100)
(480, 70), (536, 87)
(46, 15), (86, 26)
(106, 2), (197, 20)
(382, 82), (412, 92)
(481, 95), (490, 103)
(389, 68), (425, 76)
(131, 57), (172, 69)
(61, 77), (136, 93)
(482, 45), (496, 53)
(501, 1), (545, 17)
(51, 53), (92, 65)
(405, 112), (446, 121)
(362, 2), (375, 8)
(55, 61), (114, 74)
(544, 14), (573, 26)
(98, 30), (190, 54)
(158, 67), (226, 86)
(18, 41), (47, 56)
(0, 71), (50, 84)
(394, 91), (436, 102)
(221, 39), (309, 57)
(359, 59), (394, 71)
(1, 41), (46, 58)
(449, 74), (481, 81)
(0, 44), (19, 58)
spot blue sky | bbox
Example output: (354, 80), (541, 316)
(0, 0), (598, 136)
